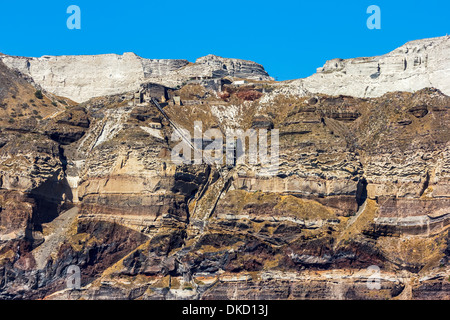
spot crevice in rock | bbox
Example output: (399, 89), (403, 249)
(29, 145), (73, 232)
(29, 174), (72, 231)
(356, 177), (368, 208)
(58, 145), (67, 173)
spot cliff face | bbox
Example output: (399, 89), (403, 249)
(0, 37), (449, 300)
(2, 36), (448, 104)
(0, 53), (273, 103)
(296, 36), (450, 98)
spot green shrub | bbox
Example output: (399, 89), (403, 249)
(34, 90), (43, 99)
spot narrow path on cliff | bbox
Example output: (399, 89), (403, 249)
(151, 97), (198, 155)
(152, 97), (237, 289)
(42, 108), (65, 120)
(32, 206), (80, 270)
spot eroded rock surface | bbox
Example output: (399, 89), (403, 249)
(0, 53), (272, 103)
(0, 38), (449, 300)
(294, 36), (450, 98)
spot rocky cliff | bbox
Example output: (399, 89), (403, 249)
(0, 37), (449, 300)
(0, 53), (273, 103)
(2, 36), (448, 104)
(294, 36), (450, 98)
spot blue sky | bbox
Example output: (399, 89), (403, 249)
(0, 0), (448, 80)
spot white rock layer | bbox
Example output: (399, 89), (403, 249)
(294, 36), (450, 98)
(0, 53), (272, 102)
(1, 36), (448, 102)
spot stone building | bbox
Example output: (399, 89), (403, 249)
(134, 82), (171, 105)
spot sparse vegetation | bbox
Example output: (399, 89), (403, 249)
(34, 90), (43, 99)
(236, 90), (263, 101)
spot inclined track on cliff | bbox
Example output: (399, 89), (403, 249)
(151, 97), (231, 173)
(150, 98), (233, 221)
(150, 97), (237, 288)
(151, 98), (197, 154)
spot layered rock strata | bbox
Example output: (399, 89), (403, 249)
(0, 53), (273, 103)
(295, 36), (450, 97)
(0, 37), (449, 300)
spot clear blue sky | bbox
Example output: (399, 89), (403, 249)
(0, 0), (448, 80)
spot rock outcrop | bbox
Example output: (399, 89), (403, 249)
(294, 36), (450, 98)
(0, 53), (273, 103)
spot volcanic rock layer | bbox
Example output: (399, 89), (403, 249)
(0, 36), (449, 300)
